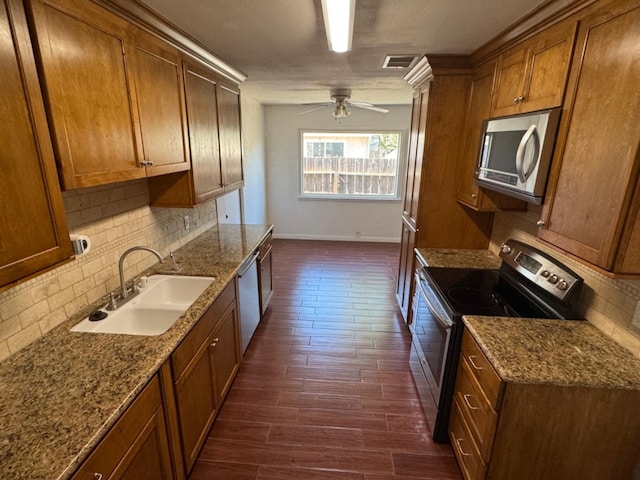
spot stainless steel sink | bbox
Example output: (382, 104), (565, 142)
(71, 275), (215, 336)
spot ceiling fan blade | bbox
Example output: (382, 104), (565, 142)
(298, 104), (331, 115)
(350, 104), (389, 113)
(347, 100), (375, 107)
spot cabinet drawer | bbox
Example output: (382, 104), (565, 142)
(455, 356), (498, 463)
(461, 332), (502, 409)
(450, 397), (487, 480)
(172, 281), (236, 379)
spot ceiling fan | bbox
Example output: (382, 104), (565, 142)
(299, 88), (389, 118)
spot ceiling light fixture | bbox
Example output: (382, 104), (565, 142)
(321, 0), (355, 53)
(333, 103), (351, 118)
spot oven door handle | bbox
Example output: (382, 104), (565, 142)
(418, 281), (453, 330)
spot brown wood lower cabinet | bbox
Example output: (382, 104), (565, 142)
(169, 281), (240, 474)
(451, 330), (640, 480)
(72, 375), (174, 480)
(258, 232), (273, 315)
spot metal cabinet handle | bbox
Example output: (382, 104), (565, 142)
(536, 220), (545, 227)
(463, 394), (479, 410)
(455, 437), (472, 456)
(513, 95), (526, 104)
(210, 337), (219, 347)
(471, 193), (478, 199)
(94, 474), (103, 480)
(467, 355), (484, 370)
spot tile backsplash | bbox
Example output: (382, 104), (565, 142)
(491, 205), (640, 358)
(0, 180), (218, 362)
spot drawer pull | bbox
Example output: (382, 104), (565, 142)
(463, 394), (479, 410)
(210, 337), (219, 347)
(468, 355), (484, 371)
(456, 437), (472, 456)
(94, 474), (103, 480)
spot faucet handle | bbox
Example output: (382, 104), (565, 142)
(103, 292), (118, 311)
(169, 251), (180, 272)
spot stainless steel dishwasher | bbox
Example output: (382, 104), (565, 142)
(237, 252), (261, 353)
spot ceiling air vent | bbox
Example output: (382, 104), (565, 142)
(382, 55), (418, 69)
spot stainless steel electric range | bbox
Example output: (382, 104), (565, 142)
(409, 239), (584, 443)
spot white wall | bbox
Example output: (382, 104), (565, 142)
(240, 95), (268, 224)
(264, 105), (411, 242)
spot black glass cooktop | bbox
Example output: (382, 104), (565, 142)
(423, 267), (553, 319)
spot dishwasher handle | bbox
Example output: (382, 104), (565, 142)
(238, 252), (259, 277)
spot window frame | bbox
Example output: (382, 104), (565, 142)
(299, 129), (405, 201)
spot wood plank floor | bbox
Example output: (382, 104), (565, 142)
(190, 239), (462, 480)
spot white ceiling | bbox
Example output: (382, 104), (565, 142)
(141, 0), (546, 105)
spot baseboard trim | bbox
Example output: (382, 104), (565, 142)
(272, 233), (401, 243)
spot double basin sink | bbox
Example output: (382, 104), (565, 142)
(71, 275), (215, 336)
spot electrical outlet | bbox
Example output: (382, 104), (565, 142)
(183, 215), (190, 230)
(632, 301), (640, 329)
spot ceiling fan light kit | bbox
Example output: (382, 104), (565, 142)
(321, 0), (355, 53)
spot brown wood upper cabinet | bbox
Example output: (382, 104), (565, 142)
(148, 61), (244, 207)
(538, 0), (640, 275)
(131, 30), (190, 177)
(455, 61), (526, 211)
(27, 0), (190, 190)
(0, 0), (72, 291)
(490, 20), (577, 117)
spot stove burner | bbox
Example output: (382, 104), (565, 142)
(447, 286), (498, 310)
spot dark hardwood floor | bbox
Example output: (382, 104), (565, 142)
(190, 239), (462, 479)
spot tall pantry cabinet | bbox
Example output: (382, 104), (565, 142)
(396, 56), (494, 321)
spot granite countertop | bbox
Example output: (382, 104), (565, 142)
(415, 247), (502, 269)
(0, 223), (273, 480)
(463, 316), (640, 390)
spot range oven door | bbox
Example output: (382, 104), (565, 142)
(409, 269), (454, 440)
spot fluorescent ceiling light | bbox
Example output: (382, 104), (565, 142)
(321, 0), (355, 53)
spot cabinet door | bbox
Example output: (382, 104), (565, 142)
(258, 240), (273, 315)
(402, 90), (422, 223)
(72, 376), (174, 480)
(28, 0), (145, 189)
(183, 61), (224, 203)
(491, 21), (576, 117)
(396, 218), (417, 322)
(211, 301), (241, 402)
(538, 2), (640, 272)
(405, 84), (430, 228)
(173, 336), (217, 473)
(132, 31), (190, 176)
(491, 48), (527, 116)
(0, 0), (72, 289)
(217, 83), (244, 190)
(521, 20), (576, 113)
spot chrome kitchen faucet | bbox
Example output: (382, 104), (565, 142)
(118, 246), (164, 302)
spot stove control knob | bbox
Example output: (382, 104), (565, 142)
(548, 274), (559, 284)
(540, 270), (550, 278)
(499, 243), (513, 254)
(557, 280), (568, 291)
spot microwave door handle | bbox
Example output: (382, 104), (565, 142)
(516, 124), (541, 183)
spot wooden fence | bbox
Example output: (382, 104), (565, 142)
(302, 157), (398, 196)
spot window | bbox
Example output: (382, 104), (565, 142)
(301, 131), (402, 199)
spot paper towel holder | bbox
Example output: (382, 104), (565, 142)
(70, 234), (91, 255)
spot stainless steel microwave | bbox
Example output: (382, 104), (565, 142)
(475, 108), (561, 204)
